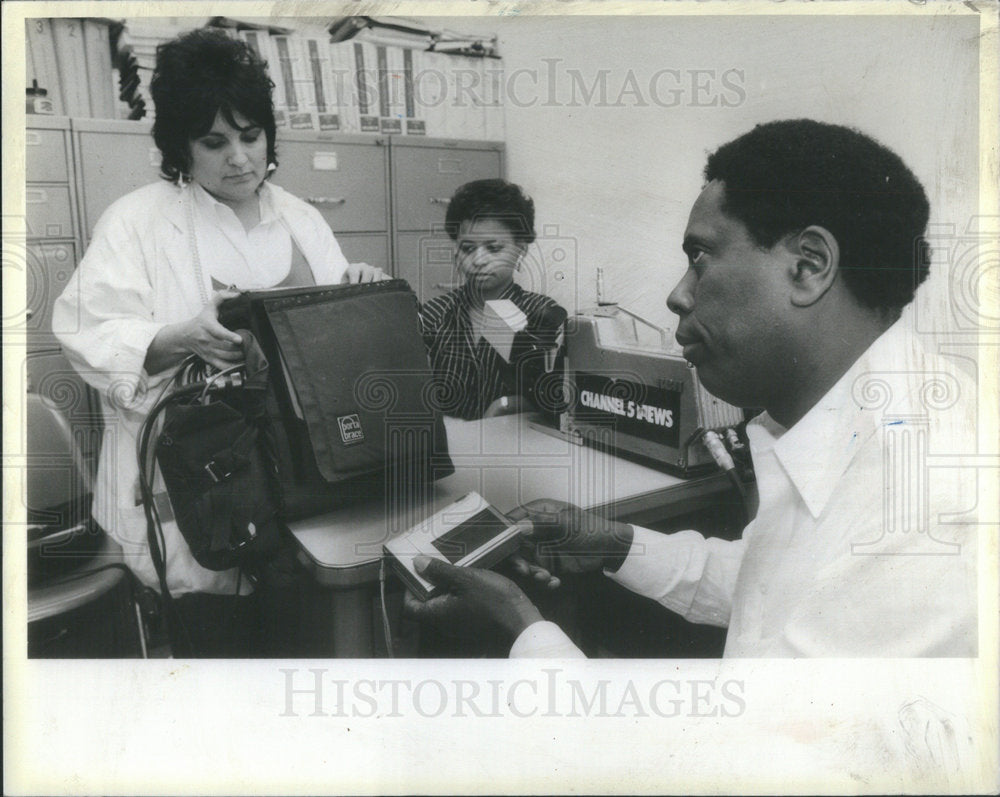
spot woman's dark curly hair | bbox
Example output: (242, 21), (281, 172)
(705, 119), (930, 312)
(445, 179), (537, 244)
(150, 28), (277, 183)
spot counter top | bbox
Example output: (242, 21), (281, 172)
(289, 415), (724, 588)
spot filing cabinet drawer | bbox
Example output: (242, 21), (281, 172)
(25, 241), (78, 351)
(391, 146), (503, 231)
(26, 129), (71, 183)
(334, 233), (391, 274)
(273, 140), (388, 232)
(25, 186), (75, 239)
(394, 230), (459, 303)
(75, 125), (161, 240)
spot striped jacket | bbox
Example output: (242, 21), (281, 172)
(419, 283), (564, 420)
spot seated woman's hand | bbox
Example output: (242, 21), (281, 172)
(343, 262), (389, 284)
(146, 290), (244, 373)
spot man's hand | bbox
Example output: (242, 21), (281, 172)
(402, 556), (543, 642)
(343, 262), (389, 284)
(508, 499), (635, 580)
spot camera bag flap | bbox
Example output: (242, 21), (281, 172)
(218, 280), (453, 520)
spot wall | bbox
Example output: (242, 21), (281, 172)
(469, 13), (981, 349)
(49, 12), (984, 347)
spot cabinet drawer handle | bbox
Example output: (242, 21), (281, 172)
(434, 282), (461, 290)
(429, 197), (452, 205)
(306, 197), (346, 205)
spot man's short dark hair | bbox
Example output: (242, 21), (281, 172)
(150, 28), (278, 183)
(705, 119), (930, 312)
(445, 179), (537, 245)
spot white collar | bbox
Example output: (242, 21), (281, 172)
(748, 319), (919, 519)
(189, 180), (279, 226)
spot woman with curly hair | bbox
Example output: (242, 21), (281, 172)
(53, 28), (386, 656)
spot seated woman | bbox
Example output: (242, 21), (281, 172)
(419, 179), (567, 421)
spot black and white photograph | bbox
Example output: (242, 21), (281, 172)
(4, 1), (998, 794)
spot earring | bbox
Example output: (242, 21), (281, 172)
(175, 172), (191, 188)
(266, 162), (277, 173)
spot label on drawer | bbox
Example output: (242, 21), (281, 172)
(312, 151), (339, 171)
(437, 157), (463, 174)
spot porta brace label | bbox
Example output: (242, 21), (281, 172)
(337, 414), (365, 445)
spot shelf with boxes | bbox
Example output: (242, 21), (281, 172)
(25, 15), (507, 142)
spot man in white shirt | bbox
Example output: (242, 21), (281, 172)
(405, 119), (978, 658)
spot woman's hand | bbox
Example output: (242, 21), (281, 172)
(145, 290), (244, 374)
(342, 262), (389, 284)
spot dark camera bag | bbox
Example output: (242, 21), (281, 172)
(139, 332), (285, 574)
(217, 279), (454, 520)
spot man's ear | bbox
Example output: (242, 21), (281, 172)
(789, 225), (840, 307)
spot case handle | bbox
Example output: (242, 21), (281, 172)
(594, 305), (670, 350)
(306, 197), (347, 206)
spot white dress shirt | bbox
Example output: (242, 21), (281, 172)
(511, 318), (978, 657)
(190, 182), (297, 289)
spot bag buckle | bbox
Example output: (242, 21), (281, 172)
(231, 522), (258, 553)
(204, 460), (233, 483)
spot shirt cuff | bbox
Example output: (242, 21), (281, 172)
(607, 526), (696, 597)
(509, 621), (586, 658)
(605, 526), (736, 628)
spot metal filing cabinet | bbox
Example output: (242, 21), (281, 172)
(24, 117), (102, 470)
(72, 118), (161, 245)
(271, 130), (392, 272)
(25, 117), (83, 352)
(73, 121), (395, 274)
(390, 137), (505, 303)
